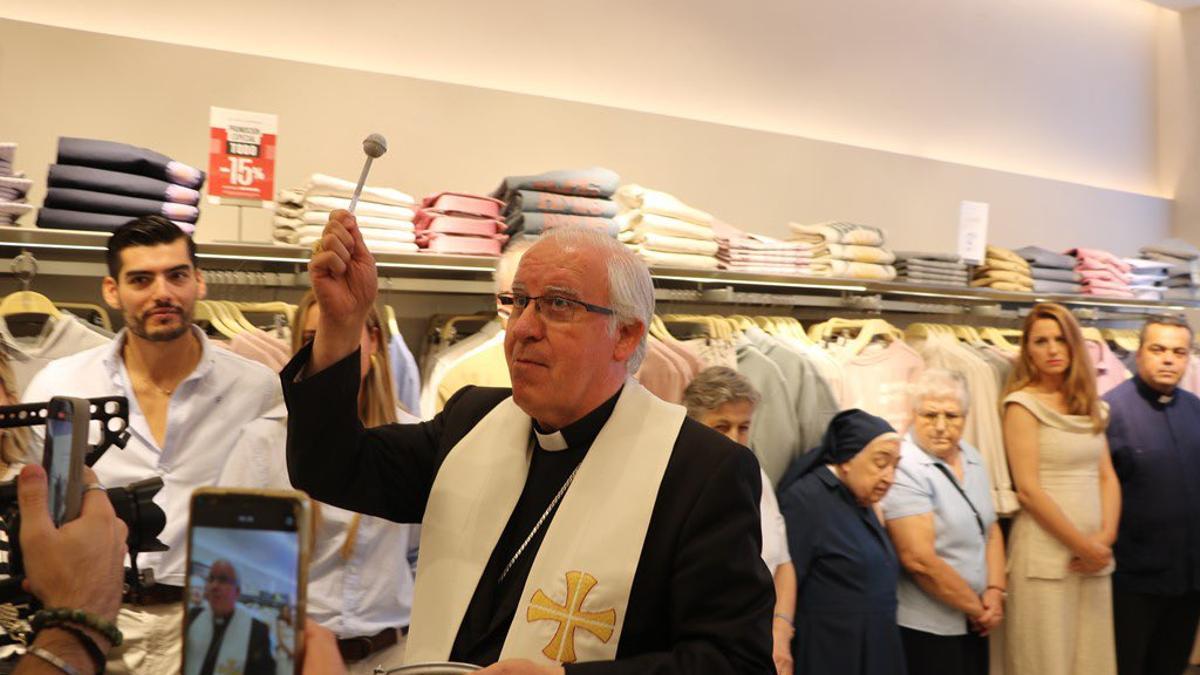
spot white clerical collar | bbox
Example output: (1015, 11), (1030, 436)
(534, 429), (569, 452)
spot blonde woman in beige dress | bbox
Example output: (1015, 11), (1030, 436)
(1002, 303), (1120, 675)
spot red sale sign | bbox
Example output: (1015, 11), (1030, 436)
(207, 107), (277, 202)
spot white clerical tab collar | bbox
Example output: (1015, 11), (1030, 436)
(534, 429), (569, 452)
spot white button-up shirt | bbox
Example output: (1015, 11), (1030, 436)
(23, 327), (284, 587)
(219, 409), (418, 637)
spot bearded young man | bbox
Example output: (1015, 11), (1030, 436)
(23, 216), (283, 674)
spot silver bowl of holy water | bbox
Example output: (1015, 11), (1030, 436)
(376, 662), (481, 674)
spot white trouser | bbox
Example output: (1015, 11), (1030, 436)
(105, 603), (184, 675)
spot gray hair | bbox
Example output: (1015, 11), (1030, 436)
(494, 236), (537, 293)
(536, 226), (655, 372)
(682, 366), (761, 419)
(908, 368), (970, 414)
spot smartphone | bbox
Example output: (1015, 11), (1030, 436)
(183, 488), (311, 675)
(42, 396), (89, 527)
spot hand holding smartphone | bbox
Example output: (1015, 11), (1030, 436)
(183, 488), (311, 675)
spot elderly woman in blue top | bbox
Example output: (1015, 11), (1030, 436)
(777, 408), (905, 675)
(881, 369), (1007, 675)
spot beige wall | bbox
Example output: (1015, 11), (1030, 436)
(1164, 8), (1200, 242)
(0, 18), (1171, 255)
(3, 0), (1168, 196)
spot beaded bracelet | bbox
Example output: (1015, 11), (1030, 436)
(31, 608), (123, 647)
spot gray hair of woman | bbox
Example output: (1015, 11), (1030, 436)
(908, 368), (971, 415)
(682, 366), (762, 418)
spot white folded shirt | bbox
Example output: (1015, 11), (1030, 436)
(298, 234), (418, 254)
(303, 196), (416, 221)
(294, 224), (415, 244)
(617, 211), (715, 241)
(641, 232), (720, 257)
(826, 243), (896, 265)
(615, 184), (713, 226)
(273, 216), (302, 230)
(301, 210), (415, 231)
(305, 173), (415, 206)
(277, 187), (306, 206)
(789, 221), (887, 246)
(631, 246), (720, 270)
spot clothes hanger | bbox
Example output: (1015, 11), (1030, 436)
(952, 325), (983, 343)
(0, 290), (62, 320)
(727, 315), (758, 333)
(383, 305), (401, 343)
(662, 315), (717, 340)
(194, 301), (239, 339)
(0, 252), (62, 321)
(648, 315), (673, 342)
(1100, 328), (1139, 352)
(53, 302), (114, 332)
(438, 313), (496, 344)
(753, 316), (776, 332)
(979, 326), (1016, 349)
(233, 301), (297, 327)
(217, 300), (259, 333)
(833, 319), (902, 357)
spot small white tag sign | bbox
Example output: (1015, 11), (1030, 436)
(958, 201), (989, 265)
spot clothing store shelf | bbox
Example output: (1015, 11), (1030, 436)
(648, 266), (1198, 315)
(1, 227), (1195, 315)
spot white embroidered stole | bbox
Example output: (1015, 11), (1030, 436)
(183, 604), (254, 675)
(404, 380), (683, 665)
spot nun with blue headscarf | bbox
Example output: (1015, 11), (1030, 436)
(778, 409), (907, 675)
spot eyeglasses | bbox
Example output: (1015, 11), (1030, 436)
(497, 292), (614, 324)
(916, 411), (965, 424)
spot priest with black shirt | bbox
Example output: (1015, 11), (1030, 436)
(283, 211), (774, 674)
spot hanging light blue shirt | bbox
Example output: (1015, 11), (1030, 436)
(881, 435), (997, 635)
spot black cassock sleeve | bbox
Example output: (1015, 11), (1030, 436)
(280, 344), (483, 523)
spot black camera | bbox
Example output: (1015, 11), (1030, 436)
(0, 396), (167, 604)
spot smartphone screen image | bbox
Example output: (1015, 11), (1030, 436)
(184, 495), (302, 675)
(40, 397), (91, 527)
(44, 412), (75, 527)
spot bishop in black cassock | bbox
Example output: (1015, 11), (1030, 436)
(289, 211), (774, 674)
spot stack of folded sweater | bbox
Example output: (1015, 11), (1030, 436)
(1066, 248), (1133, 298)
(787, 222), (897, 280)
(276, 173), (418, 254)
(893, 251), (968, 286)
(0, 143), (33, 225)
(711, 222), (823, 275)
(38, 137), (204, 234)
(415, 192), (508, 256)
(1015, 246), (1083, 294)
(1140, 239), (1200, 299)
(497, 167), (621, 239)
(616, 184), (719, 269)
(1123, 258), (1170, 301)
(272, 187), (306, 244)
(970, 246), (1034, 292)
